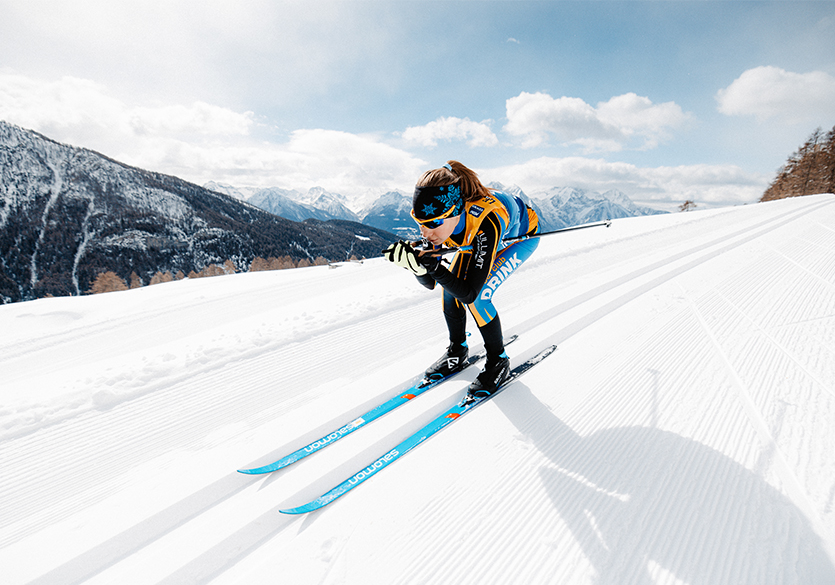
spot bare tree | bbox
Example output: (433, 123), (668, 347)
(762, 125), (835, 201)
(88, 271), (128, 294)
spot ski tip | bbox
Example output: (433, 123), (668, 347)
(237, 465), (279, 475)
(536, 344), (558, 360)
(280, 502), (325, 515)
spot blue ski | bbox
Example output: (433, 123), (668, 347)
(280, 344), (557, 514)
(238, 336), (517, 475)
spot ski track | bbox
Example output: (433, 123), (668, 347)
(0, 264), (439, 440)
(0, 297), (440, 542)
(1, 195), (834, 584)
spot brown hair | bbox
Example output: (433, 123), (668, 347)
(415, 160), (493, 202)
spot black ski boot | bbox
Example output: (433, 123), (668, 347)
(467, 353), (510, 399)
(424, 343), (469, 382)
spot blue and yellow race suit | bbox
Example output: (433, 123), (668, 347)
(418, 190), (539, 358)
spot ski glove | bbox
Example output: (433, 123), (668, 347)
(383, 241), (429, 276)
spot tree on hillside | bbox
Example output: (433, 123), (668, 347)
(187, 260), (238, 279)
(249, 255), (299, 271)
(88, 271), (128, 294)
(761, 125), (835, 202)
(150, 271), (174, 285)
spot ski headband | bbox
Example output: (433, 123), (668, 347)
(411, 184), (464, 228)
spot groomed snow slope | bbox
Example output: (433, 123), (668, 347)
(1, 194), (834, 585)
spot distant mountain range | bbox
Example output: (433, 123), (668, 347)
(208, 180), (666, 240)
(204, 182), (360, 224)
(205, 182), (419, 238)
(518, 185), (667, 229)
(0, 121), (396, 304)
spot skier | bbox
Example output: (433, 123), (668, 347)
(383, 161), (540, 398)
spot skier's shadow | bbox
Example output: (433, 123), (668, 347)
(499, 385), (835, 585)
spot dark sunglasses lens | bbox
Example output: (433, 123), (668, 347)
(423, 218), (443, 229)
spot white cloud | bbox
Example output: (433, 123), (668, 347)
(504, 91), (689, 152)
(260, 129), (426, 195)
(129, 103), (254, 137)
(402, 117), (498, 148)
(115, 129), (425, 200)
(596, 93), (689, 149)
(0, 73), (253, 144)
(716, 66), (835, 122)
(0, 72), (424, 198)
(0, 1), (407, 113)
(0, 72), (771, 209)
(486, 156), (767, 208)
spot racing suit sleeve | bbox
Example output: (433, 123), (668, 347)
(423, 212), (501, 304)
(415, 272), (436, 290)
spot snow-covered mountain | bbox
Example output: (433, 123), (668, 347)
(359, 190), (417, 239)
(1, 194), (833, 584)
(204, 183), (360, 224)
(0, 121), (396, 303)
(352, 184), (665, 238)
(203, 181), (259, 201)
(489, 183), (667, 231)
(234, 179), (664, 238)
(299, 186), (358, 221)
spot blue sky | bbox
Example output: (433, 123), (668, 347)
(2, 1), (834, 210)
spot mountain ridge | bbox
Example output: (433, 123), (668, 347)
(0, 120), (396, 304)
(215, 180), (667, 238)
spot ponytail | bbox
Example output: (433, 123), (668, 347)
(415, 160), (493, 203)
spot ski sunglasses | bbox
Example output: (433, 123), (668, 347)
(410, 205), (457, 229)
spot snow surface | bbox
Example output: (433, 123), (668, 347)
(1, 194), (834, 584)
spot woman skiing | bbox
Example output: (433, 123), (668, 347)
(384, 161), (539, 399)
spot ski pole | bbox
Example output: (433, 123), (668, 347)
(418, 218), (612, 256)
